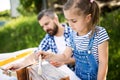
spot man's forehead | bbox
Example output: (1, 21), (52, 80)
(42, 15), (51, 20)
(41, 16), (51, 21)
(39, 16), (51, 25)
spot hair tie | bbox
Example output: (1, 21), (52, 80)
(90, 0), (94, 3)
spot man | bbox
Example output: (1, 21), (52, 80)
(35, 9), (75, 67)
(4, 9), (79, 80)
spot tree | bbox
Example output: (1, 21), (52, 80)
(97, 0), (120, 14)
(18, 0), (45, 15)
(18, 0), (68, 15)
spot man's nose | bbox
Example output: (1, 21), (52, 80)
(43, 26), (49, 31)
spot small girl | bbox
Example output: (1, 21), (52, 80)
(38, 0), (109, 80)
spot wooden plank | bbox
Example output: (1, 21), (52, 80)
(16, 63), (70, 80)
(16, 67), (28, 80)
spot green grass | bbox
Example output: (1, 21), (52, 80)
(99, 9), (120, 80)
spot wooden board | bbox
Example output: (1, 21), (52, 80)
(16, 63), (70, 80)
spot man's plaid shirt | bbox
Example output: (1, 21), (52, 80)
(34, 24), (72, 53)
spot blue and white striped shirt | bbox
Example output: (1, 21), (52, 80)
(67, 26), (109, 62)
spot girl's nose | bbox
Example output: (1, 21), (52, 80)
(68, 22), (73, 28)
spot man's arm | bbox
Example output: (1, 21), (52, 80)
(4, 53), (36, 71)
(21, 53), (36, 68)
(22, 34), (50, 68)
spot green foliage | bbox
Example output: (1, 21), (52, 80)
(58, 13), (66, 22)
(17, 5), (36, 16)
(0, 15), (45, 53)
(99, 9), (120, 80)
(0, 13), (65, 53)
(18, 0), (42, 15)
(0, 10), (10, 17)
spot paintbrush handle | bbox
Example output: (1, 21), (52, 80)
(38, 55), (42, 75)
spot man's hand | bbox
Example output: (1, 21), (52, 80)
(3, 63), (22, 75)
(36, 51), (54, 60)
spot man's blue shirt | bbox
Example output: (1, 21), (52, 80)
(35, 24), (72, 53)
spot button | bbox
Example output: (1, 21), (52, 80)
(88, 50), (91, 54)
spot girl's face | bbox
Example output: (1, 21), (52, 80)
(64, 9), (90, 34)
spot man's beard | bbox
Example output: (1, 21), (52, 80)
(47, 23), (58, 36)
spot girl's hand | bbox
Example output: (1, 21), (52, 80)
(50, 61), (64, 67)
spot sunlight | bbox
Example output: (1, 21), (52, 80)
(0, 0), (10, 11)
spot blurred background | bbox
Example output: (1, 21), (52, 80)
(0, 0), (120, 79)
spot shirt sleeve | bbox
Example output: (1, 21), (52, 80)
(34, 34), (50, 53)
(66, 30), (75, 48)
(66, 36), (71, 47)
(97, 27), (109, 45)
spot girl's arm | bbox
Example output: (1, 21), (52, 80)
(50, 57), (75, 67)
(97, 40), (109, 80)
(64, 57), (75, 65)
(37, 47), (73, 63)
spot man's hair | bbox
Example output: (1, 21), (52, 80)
(37, 9), (56, 21)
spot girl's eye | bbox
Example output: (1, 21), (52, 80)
(71, 19), (77, 23)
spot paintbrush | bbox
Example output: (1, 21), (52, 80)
(38, 55), (42, 75)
